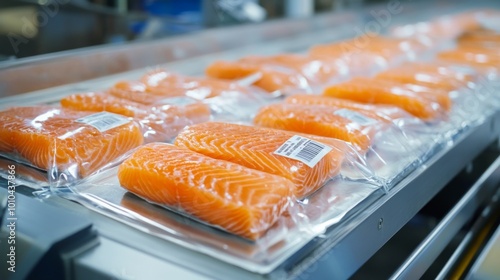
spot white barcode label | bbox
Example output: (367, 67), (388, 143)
(274, 135), (332, 168)
(76, 112), (130, 132)
(157, 96), (197, 106)
(334, 109), (377, 126)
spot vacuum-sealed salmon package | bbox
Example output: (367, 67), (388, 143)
(205, 60), (313, 95)
(60, 91), (212, 143)
(52, 126), (382, 273)
(111, 69), (267, 101)
(310, 35), (433, 73)
(353, 36), (434, 63)
(0, 106), (144, 186)
(437, 47), (500, 71)
(323, 77), (451, 121)
(391, 12), (482, 42)
(201, 87), (270, 123)
(377, 61), (499, 121)
(237, 54), (349, 91)
(173, 122), (380, 198)
(283, 93), (435, 145)
(309, 42), (390, 77)
(458, 29), (500, 49)
(252, 100), (430, 188)
(375, 61), (499, 127)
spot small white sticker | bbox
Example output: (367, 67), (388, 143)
(157, 96), (197, 106)
(334, 109), (377, 126)
(274, 135), (332, 168)
(76, 112), (130, 132)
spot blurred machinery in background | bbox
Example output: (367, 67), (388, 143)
(0, 0), (379, 60)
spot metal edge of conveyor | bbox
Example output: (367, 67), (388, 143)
(465, 222), (500, 280)
(390, 156), (500, 279)
(436, 190), (500, 280)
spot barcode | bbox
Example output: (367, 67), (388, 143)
(76, 112), (130, 132)
(273, 135), (332, 168)
(295, 141), (323, 162)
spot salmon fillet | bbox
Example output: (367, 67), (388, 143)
(205, 61), (308, 93)
(60, 92), (211, 142)
(0, 106), (143, 177)
(323, 77), (448, 120)
(142, 70), (252, 99)
(375, 68), (467, 92)
(363, 78), (452, 110)
(310, 36), (420, 61)
(253, 103), (378, 151)
(458, 30), (500, 48)
(284, 94), (409, 121)
(118, 143), (293, 240)
(110, 71), (254, 102)
(238, 54), (340, 84)
(397, 62), (477, 84)
(438, 48), (500, 69)
(174, 122), (344, 198)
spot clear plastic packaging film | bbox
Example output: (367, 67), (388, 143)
(60, 91), (211, 143)
(205, 61), (307, 94)
(236, 54), (350, 92)
(114, 68), (270, 101)
(251, 99), (431, 188)
(322, 77), (450, 121)
(309, 41), (390, 76)
(49, 136), (382, 273)
(0, 106), (144, 186)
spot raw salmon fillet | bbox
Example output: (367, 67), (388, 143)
(238, 54), (341, 85)
(205, 61), (308, 93)
(110, 70), (255, 102)
(437, 48), (500, 69)
(0, 106), (143, 177)
(284, 94), (409, 121)
(174, 122), (344, 198)
(310, 36), (424, 61)
(398, 62), (477, 84)
(375, 68), (468, 91)
(363, 78), (451, 110)
(142, 70), (254, 98)
(458, 30), (500, 48)
(118, 143), (293, 240)
(61, 92), (211, 142)
(323, 77), (448, 120)
(253, 103), (378, 151)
